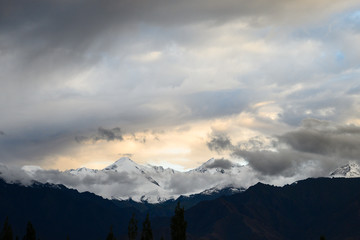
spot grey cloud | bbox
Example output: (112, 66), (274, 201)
(237, 136), (276, 151)
(0, 0), (359, 170)
(131, 133), (146, 144)
(279, 119), (360, 160)
(96, 127), (123, 141)
(0, 164), (33, 185)
(2, 0), (352, 89)
(233, 149), (303, 176)
(280, 95), (352, 126)
(226, 119), (360, 176)
(23, 169), (143, 198)
(185, 89), (249, 119)
(76, 127), (123, 143)
(207, 133), (234, 153)
(0, 131), (4, 135)
(232, 148), (340, 177)
(204, 158), (233, 169)
(0, 131), (76, 166)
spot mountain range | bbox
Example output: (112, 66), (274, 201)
(1, 176), (360, 240)
(16, 157), (256, 203)
(2, 158), (360, 203)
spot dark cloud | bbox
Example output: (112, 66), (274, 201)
(207, 133), (233, 153)
(279, 119), (360, 160)
(76, 127), (123, 143)
(0, 131), (4, 136)
(0, 131), (75, 166)
(0, 0), (359, 171)
(232, 149), (304, 176)
(203, 158), (233, 169)
(226, 119), (360, 176)
(131, 133), (146, 144)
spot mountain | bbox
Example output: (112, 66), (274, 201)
(2, 177), (360, 240)
(184, 177), (360, 240)
(0, 178), (138, 240)
(18, 157), (254, 203)
(11, 158), (360, 203)
(330, 161), (360, 178)
(0, 177), (242, 240)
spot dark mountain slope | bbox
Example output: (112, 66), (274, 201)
(0, 178), (241, 240)
(1, 177), (360, 240)
(0, 179), (138, 240)
(185, 178), (360, 240)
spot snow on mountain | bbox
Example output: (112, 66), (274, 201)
(18, 157), (258, 203)
(67, 167), (98, 177)
(14, 158), (360, 203)
(330, 161), (360, 178)
(103, 157), (140, 172)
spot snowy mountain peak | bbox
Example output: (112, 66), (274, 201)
(115, 157), (135, 163)
(103, 157), (139, 171)
(330, 161), (360, 178)
(8, 157), (257, 203)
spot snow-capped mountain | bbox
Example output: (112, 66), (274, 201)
(330, 161), (360, 178)
(9, 157), (258, 203)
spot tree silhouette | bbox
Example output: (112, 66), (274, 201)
(170, 202), (187, 240)
(0, 217), (13, 240)
(23, 221), (36, 240)
(320, 236), (326, 240)
(105, 226), (116, 240)
(140, 214), (153, 240)
(128, 213), (138, 240)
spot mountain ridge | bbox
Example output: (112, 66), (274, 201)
(7, 158), (360, 203)
(17, 157), (251, 203)
(1, 176), (360, 239)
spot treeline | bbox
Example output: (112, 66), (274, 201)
(0, 202), (187, 240)
(0, 218), (36, 240)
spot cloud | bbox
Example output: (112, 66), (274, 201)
(203, 158), (233, 169)
(207, 119), (360, 176)
(207, 133), (233, 153)
(76, 127), (123, 143)
(232, 149), (307, 176)
(0, 131), (4, 136)
(1, 0), (360, 170)
(279, 119), (360, 160)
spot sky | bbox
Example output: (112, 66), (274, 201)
(1, 0), (360, 178)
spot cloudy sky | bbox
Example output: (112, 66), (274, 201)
(1, 0), (360, 177)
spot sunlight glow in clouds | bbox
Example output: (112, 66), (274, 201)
(0, 0), (360, 178)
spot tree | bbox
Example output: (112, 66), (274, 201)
(128, 213), (138, 240)
(0, 217), (13, 240)
(23, 222), (36, 240)
(140, 214), (153, 240)
(105, 226), (116, 240)
(170, 202), (187, 240)
(320, 237), (326, 240)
